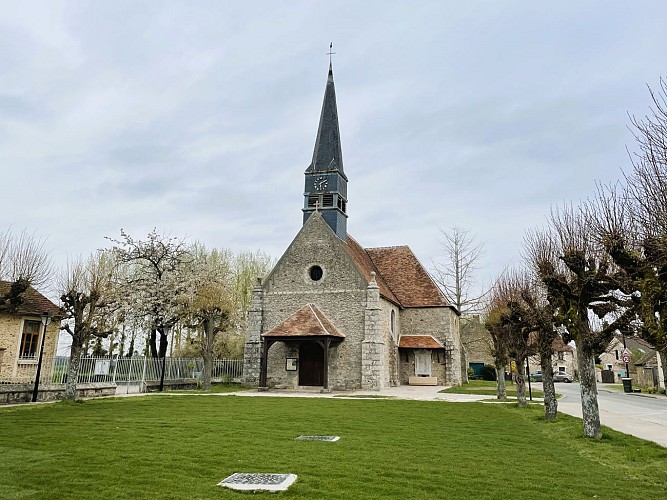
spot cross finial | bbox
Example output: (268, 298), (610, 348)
(327, 42), (336, 65)
(315, 199), (320, 213)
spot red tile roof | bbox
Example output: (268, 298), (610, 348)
(365, 246), (449, 308)
(0, 280), (60, 317)
(343, 236), (400, 305)
(398, 335), (444, 349)
(263, 304), (345, 338)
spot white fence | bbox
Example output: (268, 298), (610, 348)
(1, 356), (244, 389)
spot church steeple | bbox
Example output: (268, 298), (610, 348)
(303, 61), (348, 239)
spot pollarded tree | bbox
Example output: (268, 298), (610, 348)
(59, 251), (117, 399)
(526, 206), (634, 438)
(484, 301), (510, 400)
(108, 229), (192, 359)
(181, 246), (235, 389)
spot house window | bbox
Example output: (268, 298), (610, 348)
(20, 320), (42, 359)
(558, 366), (566, 374)
(615, 350), (620, 360)
(557, 352), (564, 361)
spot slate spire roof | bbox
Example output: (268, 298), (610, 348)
(305, 63), (347, 180)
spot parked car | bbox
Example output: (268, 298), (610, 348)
(529, 371), (542, 382)
(553, 372), (572, 383)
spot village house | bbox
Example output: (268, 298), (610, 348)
(243, 64), (464, 390)
(0, 281), (60, 384)
(599, 334), (664, 388)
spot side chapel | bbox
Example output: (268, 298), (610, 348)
(243, 63), (463, 390)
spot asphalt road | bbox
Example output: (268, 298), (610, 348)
(548, 382), (667, 447)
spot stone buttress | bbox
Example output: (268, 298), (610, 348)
(361, 272), (386, 390)
(242, 278), (264, 385)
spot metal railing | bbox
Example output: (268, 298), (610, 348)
(0, 356), (244, 388)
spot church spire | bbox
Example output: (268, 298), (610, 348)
(302, 57), (349, 240)
(306, 60), (347, 180)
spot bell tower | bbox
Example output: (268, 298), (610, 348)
(302, 62), (348, 239)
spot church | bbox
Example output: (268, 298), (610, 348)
(243, 63), (463, 390)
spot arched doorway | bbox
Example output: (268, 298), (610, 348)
(299, 342), (324, 386)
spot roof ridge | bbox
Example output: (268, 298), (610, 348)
(365, 245), (410, 250)
(309, 303), (330, 335)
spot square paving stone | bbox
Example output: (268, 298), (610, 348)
(218, 473), (297, 492)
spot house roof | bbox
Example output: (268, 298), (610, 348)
(365, 246), (449, 308)
(607, 334), (655, 354)
(552, 337), (574, 353)
(263, 304), (345, 338)
(0, 280), (60, 317)
(398, 335), (445, 349)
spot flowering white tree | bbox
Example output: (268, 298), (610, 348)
(108, 229), (192, 358)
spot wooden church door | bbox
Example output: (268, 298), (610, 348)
(299, 342), (324, 386)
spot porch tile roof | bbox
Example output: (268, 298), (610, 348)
(398, 335), (444, 349)
(262, 304), (345, 338)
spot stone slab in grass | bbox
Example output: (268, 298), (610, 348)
(296, 435), (340, 442)
(217, 473), (297, 492)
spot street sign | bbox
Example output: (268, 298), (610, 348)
(621, 353), (631, 364)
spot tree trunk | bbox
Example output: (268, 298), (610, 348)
(149, 330), (158, 358)
(540, 352), (557, 420)
(202, 350), (212, 390)
(158, 333), (168, 358)
(66, 340), (84, 400)
(495, 362), (507, 399)
(659, 348), (667, 390)
(201, 319), (215, 390)
(515, 355), (527, 407)
(577, 342), (602, 439)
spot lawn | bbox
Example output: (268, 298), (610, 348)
(440, 379), (546, 398)
(1, 395), (666, 499)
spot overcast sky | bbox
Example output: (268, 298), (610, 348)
(3, 0), (666, 300)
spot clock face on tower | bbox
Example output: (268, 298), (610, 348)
(314, 176), (328, 191)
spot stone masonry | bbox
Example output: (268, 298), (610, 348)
(242, 278), (263, 385)
(362, 273), (385, 390)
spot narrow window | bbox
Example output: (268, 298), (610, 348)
(20, 320), (42, 359)
(390, 310), (395, 335)
(322, 194), (334, 207)
(615, 350), (620, 360)
(307, 195), (319, 208)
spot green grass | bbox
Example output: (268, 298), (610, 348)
(1, 396), (665, 499)
(440, 379), (545, 398)
(168, 384), (251, 394)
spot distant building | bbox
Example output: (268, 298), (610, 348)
(243, 64), (464, 390)
(599, 334), (663, 387)
(527, 337), (577, 378)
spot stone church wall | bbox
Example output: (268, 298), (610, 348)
(379, 299), (400, 387)
(261, 214), (369, 389)
(399, 307), (462, 385)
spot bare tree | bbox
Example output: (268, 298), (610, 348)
(432, 226), (486, 314)
(59, 251), (117, 399)
(484, 301), (509, 400)
(0, 228), (53, 312)
(526, 205), (634, 438)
